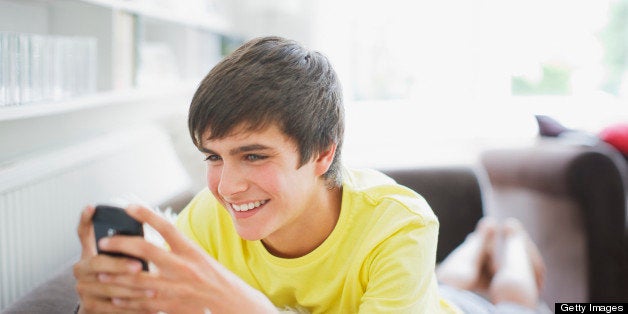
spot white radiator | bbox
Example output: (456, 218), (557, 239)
(0, 126), (191, 310)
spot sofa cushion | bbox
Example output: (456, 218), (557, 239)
(2, 264), (78, 314)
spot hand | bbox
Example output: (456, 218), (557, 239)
(73, 205), (151, 314)
(93, 205), (278, 314)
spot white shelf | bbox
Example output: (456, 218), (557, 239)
(0, 83), (196, 121)
(77, 0), (232, 34)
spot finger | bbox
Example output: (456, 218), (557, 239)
(78, 296), (151, 314)
(92, 255), (145, 275)
(78, 205), (97, 259)
(99, 236), (181, 272)
(77, 279), (154, 300)
(109, 296), (162, 313)
(73, 259), (99, 284)
(74, 255), (144, 279)
(125, 205), (196, 256)
(97, 271), (161, 291)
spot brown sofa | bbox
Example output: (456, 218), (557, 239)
(480, 138), (628, 304)
(2, 166), (486, 313)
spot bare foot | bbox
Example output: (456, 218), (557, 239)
(489, 218), (542, 308)
(524, 228), (546, 291)
(494, 218), (546, 290)
(437, 217), (497, 292)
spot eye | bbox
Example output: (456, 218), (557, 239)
(245, 154), (267, 161)
(204, 154), (222, 162)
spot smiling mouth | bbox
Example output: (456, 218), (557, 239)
(229, 200), (268, 212)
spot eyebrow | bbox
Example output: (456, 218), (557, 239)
(199, 144), (272, 155)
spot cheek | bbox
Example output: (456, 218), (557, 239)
(206, 166), (221, 192)
(254, 165), (285, 193)
(205, 163), (293, 197)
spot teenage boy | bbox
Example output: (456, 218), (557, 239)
(74, 36), (459, 313)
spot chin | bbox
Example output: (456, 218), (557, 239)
(235, 226), (267, 241)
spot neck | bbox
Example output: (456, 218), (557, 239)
(262, 183), (343, 258)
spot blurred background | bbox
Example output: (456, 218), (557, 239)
(1, 0), (628, 310)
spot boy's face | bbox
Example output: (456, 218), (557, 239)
(200, 124), (323, 242)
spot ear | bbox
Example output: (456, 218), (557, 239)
(314, 143), (337, 177)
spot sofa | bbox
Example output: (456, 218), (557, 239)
(480, 138), (628, 304)
(2, 166), (485, 313)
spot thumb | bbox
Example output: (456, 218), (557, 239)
(77, 205), (97, 259)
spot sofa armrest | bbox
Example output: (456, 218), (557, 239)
(381, 166), (485, 263)
(481, 140), (628, 302)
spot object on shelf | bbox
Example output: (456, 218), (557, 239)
(0, 32), (97, 107)
(78, 0), (230, 34)
(136, 42), (180, 88)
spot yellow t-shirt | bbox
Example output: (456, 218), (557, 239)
(176, 168), (460, 313)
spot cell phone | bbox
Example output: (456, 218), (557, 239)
(92, 205), (149, 271)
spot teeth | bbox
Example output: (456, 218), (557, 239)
(231, 200), (266, 212)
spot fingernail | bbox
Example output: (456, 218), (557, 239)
(112, 297), (124, 306)
(145, 289), (156, 298)
(98, 238), (109, 248)
(98, 273), (111, 282)
(128, 261), (142, 272)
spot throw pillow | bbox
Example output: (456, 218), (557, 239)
(599, 123), (628, 157)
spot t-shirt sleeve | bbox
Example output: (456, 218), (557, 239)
(358, 218), (444, 313)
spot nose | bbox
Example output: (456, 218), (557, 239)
(217, 162), (248, 197)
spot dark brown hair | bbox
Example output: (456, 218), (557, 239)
(188, 36), (344, 186)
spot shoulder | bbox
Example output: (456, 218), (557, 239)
(339, 167), (439, 261)
(342, 167), (438, 227)
(345, 169), (443, 312)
